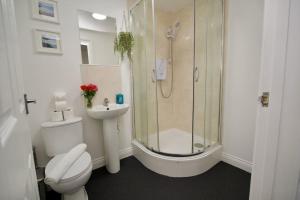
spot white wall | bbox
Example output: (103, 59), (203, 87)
(14, 0), (132, 167)
(222, 0), (264, 172)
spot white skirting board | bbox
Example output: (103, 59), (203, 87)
(221, 152), (252, 173)
(92, 147), (134, 170)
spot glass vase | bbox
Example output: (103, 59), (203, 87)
(86, 98), (92, 108)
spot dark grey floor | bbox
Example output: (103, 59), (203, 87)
(47, 156), (251, 200)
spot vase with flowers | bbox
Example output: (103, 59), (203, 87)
(80, 84), (98, 108)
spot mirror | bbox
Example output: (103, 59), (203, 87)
(77, 10), (119, 66)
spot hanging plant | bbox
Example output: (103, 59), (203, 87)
(114, 11), (134, 62)
(114, 32), (134, 61)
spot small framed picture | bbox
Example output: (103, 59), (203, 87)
(34, 29), (63, 54)
(31, 0), (59, 23)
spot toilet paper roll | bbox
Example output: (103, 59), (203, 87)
(54, 92), (66, 101)
(55, 101), (67, 111)
(63, 108), (74, 120)
(51, 111), (64, 122)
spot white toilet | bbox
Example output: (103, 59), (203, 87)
(41, 117), (92, 200)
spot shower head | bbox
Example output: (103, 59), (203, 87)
(166, 21), (181, 39)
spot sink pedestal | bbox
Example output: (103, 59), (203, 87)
(87, 103), (129, 174)
(103, 118), (120, 173)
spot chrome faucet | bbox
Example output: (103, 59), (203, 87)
(103, 98), (109, 107)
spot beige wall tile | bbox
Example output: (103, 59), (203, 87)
(80, 65), (122, 105)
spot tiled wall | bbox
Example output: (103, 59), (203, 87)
(156, 0), (222, 145)
(155, 9), (176, 131)
(156, 4), (194, 133)
(80, 65), (122, 105)
(172, 4), (194, 133)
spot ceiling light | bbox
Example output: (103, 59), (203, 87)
(92, 13), (107, 20)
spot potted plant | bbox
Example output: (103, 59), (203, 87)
(114, 11), (134, 61)
(80, 84), (98, 108)
(114, 32), (134, 61)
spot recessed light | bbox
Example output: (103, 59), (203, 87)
(92, 13), (107, 20)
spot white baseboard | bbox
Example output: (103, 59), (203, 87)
(120, 147), (134, 159)
(92, 157), (105, 170)
(221, 152), (252, 173)
(92, 147), (134, 170)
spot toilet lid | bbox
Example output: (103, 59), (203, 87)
(45, 152), (92, 183)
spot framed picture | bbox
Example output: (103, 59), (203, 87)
(34, 29), (63, 54)
(31, 0), (59, 23)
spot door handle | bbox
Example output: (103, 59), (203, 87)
(24, 94), (37, 114)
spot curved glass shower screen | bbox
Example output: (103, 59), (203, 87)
(130, 0), (223, 156)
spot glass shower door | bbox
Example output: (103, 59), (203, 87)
(131, 0), (223, 156)
(130, 0), (158, 149)
(153, 0), (195, 155)
(193, 0), (223, 151)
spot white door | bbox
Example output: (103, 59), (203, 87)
(250, 0), (300, 199)
(0, 0), (39, 199)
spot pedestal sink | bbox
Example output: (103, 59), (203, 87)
(87, 103), (129, 173)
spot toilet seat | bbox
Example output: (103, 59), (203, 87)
(45, 152), (92, 183)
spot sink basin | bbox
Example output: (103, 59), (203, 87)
(86, 103), (129, 174)
(87, 103), (129, 120)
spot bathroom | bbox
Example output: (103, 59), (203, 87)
(0, 0), (299, 200)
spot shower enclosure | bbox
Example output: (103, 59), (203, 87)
(130, 0), (223, 157)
